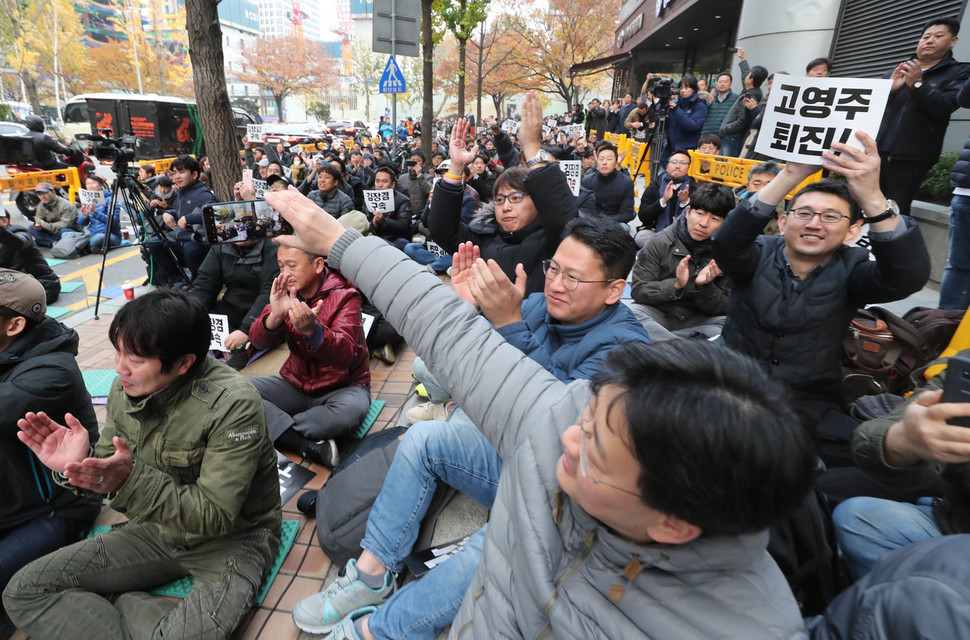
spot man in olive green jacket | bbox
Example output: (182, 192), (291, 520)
(4, 290), (282, 640)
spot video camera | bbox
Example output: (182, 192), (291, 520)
(77, 129), (138, 165)
(651, 77), (679, 105)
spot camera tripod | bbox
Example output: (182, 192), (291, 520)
(92, 157), (189, 319)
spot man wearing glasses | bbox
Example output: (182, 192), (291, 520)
(712, 131), (930, 465)
(635, 149), (695, 247)
(293, 216), (649, 637)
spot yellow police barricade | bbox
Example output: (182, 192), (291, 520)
(688, 152), (821, 200)
(138, 157), (182, 174)
(0, 166), (83, 205)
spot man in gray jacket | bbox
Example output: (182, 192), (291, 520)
(263, 138), (815, 638)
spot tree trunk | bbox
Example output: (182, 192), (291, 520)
(275, 94), (285, 122)
(421, 0), (433, 161)
(475, 22), (484, 126)
(365, 90), (371, 122)
(457, 38), (467, 118)
(22, 71), (42, 116)
(184, 0), (239, 202)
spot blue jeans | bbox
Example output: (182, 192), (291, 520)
(90, 233), (123, 250)
(720, 137), (743, 158)
(940, 193), (970, 309)
(26, 225), (72, 247)
(362, 419), (502, 640)
(403, 243), (452, 274)
(833, 496), (941, 581)
(411, 357), (452, 404)
(0, 516), (73, 604)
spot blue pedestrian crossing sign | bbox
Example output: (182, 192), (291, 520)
(379, 56), (407, 94)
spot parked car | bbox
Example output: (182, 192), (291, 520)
(325, 120), (367, 140)
(263, 123), (327, 147)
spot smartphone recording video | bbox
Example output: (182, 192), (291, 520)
(203, 200), (293, 244)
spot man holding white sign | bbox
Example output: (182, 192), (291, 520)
(714, 130), (930, 465)
(366, 168), (412, 249)
(876, 17), (970, 216)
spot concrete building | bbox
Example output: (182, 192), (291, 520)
(592, 0), (970, 153)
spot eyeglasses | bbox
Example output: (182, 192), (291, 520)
(789, 207), (851, 224)
(667, 159), (691, 166)
(577, 408), (643, 498)
(542, 260), (614, 291)
(493, 191), (529, 206)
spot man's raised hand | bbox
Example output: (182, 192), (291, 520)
(450, 241), (481, 306)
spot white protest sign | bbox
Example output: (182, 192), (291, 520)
(558, 160), (581, 197)
(542, 125), (551, 136)
(562, 124), (585, 138)
(363, 189), (394, 214)
(426, 240), (447, 258)
(546, 118), (557, 129)
(755, 75), (892, 163)
(501, 119), (519, 134)
(247, 124), (263, 142)
(209, 314), (229, 351)
(283, 165), (292, 179)
(361, 312), (375, 337)
(253, 179), (268, 200)
(242, 168), (253, 189)
(78, 189), (106, 207)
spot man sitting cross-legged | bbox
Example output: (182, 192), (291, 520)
(249, 245), (371, 467)
(265, 173), (814, 639)
(629, 182), (734, 341)
(292, 216), (650, 639)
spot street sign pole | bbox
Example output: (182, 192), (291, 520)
(391, 0), (397, 157)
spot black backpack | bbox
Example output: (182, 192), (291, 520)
(311, 426), (453, 567)
(767, 488), (846, 616)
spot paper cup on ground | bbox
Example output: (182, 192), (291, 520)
(122, 283), (135, 300)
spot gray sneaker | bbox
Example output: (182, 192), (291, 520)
(291, 559), (395, 634)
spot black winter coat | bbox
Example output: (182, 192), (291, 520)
(878, 50), (970, 163)
(429, 164), (578, 295)
(0, 225), (61, 303)
(1, 317), (100, 538)
(712, 198), (930, 403)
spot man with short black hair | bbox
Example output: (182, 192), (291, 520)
(249, 246), (370, 467)
(630, 183), (734, 340)
(702, 72), (737, 136)
(580, 143), (635, 223)
(266, 185), (816, 639)
(149, 155), (216, 283)
(806, 57), (830, 77)
(878, 17), (970, 215)
(369, 167), (412, 248)
(713, 131), (930, 462)
(6, 289), (282, 640)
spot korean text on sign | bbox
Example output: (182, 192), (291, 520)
(363, 189), (394, 214)
(755, 75), (891, 164)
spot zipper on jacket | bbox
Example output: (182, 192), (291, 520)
(537, 530), (596, 636)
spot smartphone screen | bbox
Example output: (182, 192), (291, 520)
(203, 200), (293, 243)
(941, 354), (970, 428)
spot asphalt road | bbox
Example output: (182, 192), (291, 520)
(4, 195), (154, 323)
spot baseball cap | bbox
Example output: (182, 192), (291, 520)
(0, 269), (46, 322)
(257, 158), (270, 167)
(34, 183), (54, 193)
(266, 174), (291, 188)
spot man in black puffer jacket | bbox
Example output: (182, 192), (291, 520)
(713, 131), (930, 465)
(0, 213), (60, 303)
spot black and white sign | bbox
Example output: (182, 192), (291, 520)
(253, 179), (268, 200)
(501, 119), (519, 134)
(755, 75), (891, 163)
(78, 189), (106, 207)
(209, 314), (229, 351)
(562, 124), (585, 138)
(363, 189), (395, 213)
(559, 160), (581, 197)
(247, 124), (262, 142)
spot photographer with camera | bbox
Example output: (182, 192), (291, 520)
(397, 150), (433, 218)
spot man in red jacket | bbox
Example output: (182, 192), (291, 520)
(249, 245), (370, 466)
